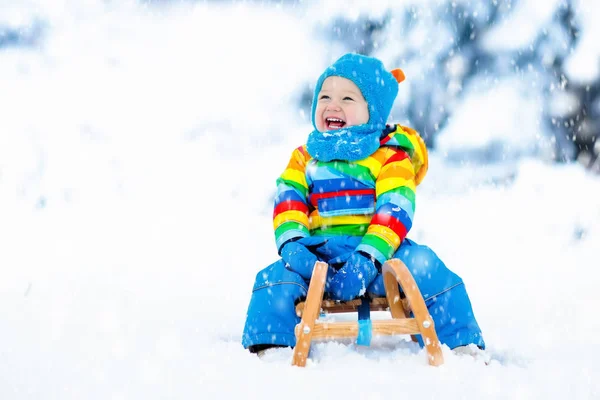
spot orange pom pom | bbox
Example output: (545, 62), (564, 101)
(391, 68), (405, 83)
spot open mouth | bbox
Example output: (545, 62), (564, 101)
(325, 117), (346, 130)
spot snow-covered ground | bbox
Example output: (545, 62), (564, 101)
(1, 2), (599, 399)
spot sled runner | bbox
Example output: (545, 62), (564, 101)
(292, 258), (444, 367)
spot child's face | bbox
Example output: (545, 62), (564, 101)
(315, 76), (369, 132)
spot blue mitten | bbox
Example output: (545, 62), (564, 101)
(280, 241), (318, 280)
(366, 273), (386, 296)
(327, 252), (378, 301)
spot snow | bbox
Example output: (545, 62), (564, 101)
(481, 0), (600, 84)
(481, 0), (563, 51)
(564, 0), (600, 83)
(1, 1), (600, 399)
(435, 77), (544, 160)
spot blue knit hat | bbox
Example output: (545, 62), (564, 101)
(311, 53), (404, 130)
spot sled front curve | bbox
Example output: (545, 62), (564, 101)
(383, 259), (444, 366)
(291, 261), (328, 367)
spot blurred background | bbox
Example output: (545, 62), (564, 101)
(2, 0), (599, 215)
(293, 0), (600, 170)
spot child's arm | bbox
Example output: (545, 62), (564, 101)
(273, 146), (312, 253)
(327, 127), (428, 300)
(356, 126), (428, 266)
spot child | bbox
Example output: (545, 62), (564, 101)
(242, 53), (485, 356)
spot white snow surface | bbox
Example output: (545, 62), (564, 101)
(1, 2), (599, 399)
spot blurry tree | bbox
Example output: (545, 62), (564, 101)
(0, 20), (44, 49)
(301, 0), (599, 173)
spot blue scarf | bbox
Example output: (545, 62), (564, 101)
(306, 124), (384, 162)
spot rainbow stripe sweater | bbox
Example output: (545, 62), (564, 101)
(273, 124), (428, 266)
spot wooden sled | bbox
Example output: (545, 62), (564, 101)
(292, 258), (444, 367)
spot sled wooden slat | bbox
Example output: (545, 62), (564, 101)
(299, 319), (421, 339)
(291, 258), (444, 367)
(295, 297), (410, 315)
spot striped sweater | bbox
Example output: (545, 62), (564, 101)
(273, 124), (428, 266)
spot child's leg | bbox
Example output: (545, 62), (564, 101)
(242, 235), (360, 352)
(369, 238), (485, 350)
(397, 239), (485, 349)
(242, 259), (308, 351)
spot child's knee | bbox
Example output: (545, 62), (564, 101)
(253, 260), (308, 291)
(249, 260), (308, 316)
(396, 243), (441, 275)
(394, 242), (462, 299)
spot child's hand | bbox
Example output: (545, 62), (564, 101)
(280, 241), (318, 280)
(327, 252), (378, 301)
(366, 273), (385, 296)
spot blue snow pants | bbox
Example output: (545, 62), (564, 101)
(242, 236), (485, 351)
